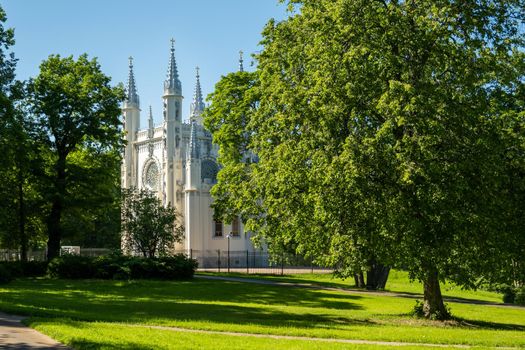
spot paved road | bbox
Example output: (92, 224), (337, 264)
(0, 313), (69, 350)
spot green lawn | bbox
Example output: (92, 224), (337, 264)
(0, 274), (523, 349)
(201, 270), (503, 303)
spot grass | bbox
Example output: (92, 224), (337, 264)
(199, 270), (503, 303)
(0, 273), (523, 349)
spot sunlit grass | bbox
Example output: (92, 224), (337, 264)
(32, 319), (480, 350)
(200, 269), (503, 303)
(0, 276), (523, 349)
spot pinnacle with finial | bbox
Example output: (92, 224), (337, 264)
(189, 119), (200, 159)
(148, 105), (154, 138)
(190, 66), (205, 120)
(126, 56), (139, 106)
(239, 50), (244, 72)
(164, 38), (181, 93)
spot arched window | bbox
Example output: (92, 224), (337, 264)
(214, 221), (223, 237)
(231, 217), (240, 237)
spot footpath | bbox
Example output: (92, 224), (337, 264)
(0, 312), (69, 350)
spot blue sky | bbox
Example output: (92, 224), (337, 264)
(0, 0), (288, 125)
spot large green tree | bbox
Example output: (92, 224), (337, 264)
(27, 54), (124, 260)
(0, 6), (47, 260)
(206, 0), (525, 319)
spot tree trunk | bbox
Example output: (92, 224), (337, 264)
(422, 267), (450, 320)
(354, 272), (365, 288)
(47, 154), (66, 261)
(366, 261), (390, 290)
(17, 168), (27, 262)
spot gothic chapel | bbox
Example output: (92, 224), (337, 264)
(121, 40), (258, 256)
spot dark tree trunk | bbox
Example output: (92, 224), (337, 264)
(354, 272), (365, 288)
(47, 154), (66, 261)
(17, 168), (27, 262)
(366, 261), (390, 290)
(422, 267), (450, 320)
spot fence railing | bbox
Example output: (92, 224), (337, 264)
(0, 248), (112, 262)
(180, 249), (330, 275)
(0, 248), (331, 275)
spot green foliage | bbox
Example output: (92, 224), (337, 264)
(61, 147), (122, 248)
(0, 264), (12, 284)
(515, 287), (525, 306)
(121, 188), (184, 258)
(27, 53), (125, 260)
(0, 261), (48, 278)
(205, 0), (525, 318)
(46, 254), (197, 280)
(204, 71), (260, 226)
(411, 299), (451, 321)
(498, 284), (517, 304)
(47, 255), (95, 279)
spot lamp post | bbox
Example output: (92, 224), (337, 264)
(226, 232), (232, 273)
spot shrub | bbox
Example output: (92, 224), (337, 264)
(47, 254), (197, 280)
(0, 261), (48, 279)
(0, 264), (12, 284)
(157, 255), (198, 280)
(497, 284), (516, 304)
(515, 287), (525, 306)
(47, 255), (96, 279)
(20, 261), (48, 277)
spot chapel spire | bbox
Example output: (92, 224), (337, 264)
(148, 105), (154, 138)
(164, 38), (182, 94)
(190, 66), (205, 120)
(188, 119), (200, 159)
(126, 56), (140, 106)
(239, 50), (244, 72)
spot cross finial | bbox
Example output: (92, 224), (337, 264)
(128, 56), (133, 67)
(196, 66), (200, 77)
(170, 38), (175, 51)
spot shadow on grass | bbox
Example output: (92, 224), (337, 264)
(212, 273), (512, 308)
(68, 339), (152, 350)
(1, 278), (523, 333)
(456, 317), (525, 331)
(0, 278), (372, 331)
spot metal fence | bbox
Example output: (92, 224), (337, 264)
(0, 248), (112, 262)
(0, 248), (331, 275)
(183, 249), (331, 275)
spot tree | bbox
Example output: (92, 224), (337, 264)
(206, 0), (525, 319)
(60, 146), (122, 249)
(0, 6), (47, 261)
(27, 54), (124, 260)
(121, 188), (184, 258)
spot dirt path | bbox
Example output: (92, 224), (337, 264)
(195, 275), (525, 310)
(0, 312), (70, 349)
(129, 324), (518, 349)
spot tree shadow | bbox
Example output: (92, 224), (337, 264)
(68, 339), (152, 350)
(1, 278), (371, 331)
(454, 317), (525, 331)
(2, 278), (524, 334)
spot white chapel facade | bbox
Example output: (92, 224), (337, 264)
(121, 41), (257, 255)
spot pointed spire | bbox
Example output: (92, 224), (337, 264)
(164, 38), (182, 94)
(188, 119), (200, 159)
(126, 56), (140, 106)
(190, 66), (205, 120)
(148, 105), (154, 138)
(239, 50), (244, 72)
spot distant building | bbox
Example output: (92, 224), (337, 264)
(121, 40), (258, 257)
